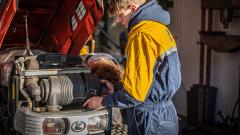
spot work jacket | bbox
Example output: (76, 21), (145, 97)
(103, 0), (182, 134)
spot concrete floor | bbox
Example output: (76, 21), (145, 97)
(178, 115), (239, 135)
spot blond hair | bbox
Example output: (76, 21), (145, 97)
(109, 0), (147, 15)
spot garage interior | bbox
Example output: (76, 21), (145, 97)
(0, 0), (240, 135)
(94, 0), (240, 134)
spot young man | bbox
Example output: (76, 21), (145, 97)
(83, 0), (182, 134)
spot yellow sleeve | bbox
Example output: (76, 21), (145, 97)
(122, 32), (158, 101)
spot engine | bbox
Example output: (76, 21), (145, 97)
(0, 49), (111, 135)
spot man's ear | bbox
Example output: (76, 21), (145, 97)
(129, 4), (138, 12)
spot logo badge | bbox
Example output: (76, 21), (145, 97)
(71, 121), (86, 132)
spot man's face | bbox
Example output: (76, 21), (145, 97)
(116, 7), (135, 28)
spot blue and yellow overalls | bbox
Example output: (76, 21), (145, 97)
(103, 0), (182, 134)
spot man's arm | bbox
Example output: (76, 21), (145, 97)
(102, 82), (142, 108)
(84, 31), (156, 109)
(83, 80), (142, 109)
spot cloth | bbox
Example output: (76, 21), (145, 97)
(83, 53), (119, 65)
(103, 0), (181, 135)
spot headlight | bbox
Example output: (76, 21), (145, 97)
(42, 118), (68, 134)
(87, 114), (108, 133)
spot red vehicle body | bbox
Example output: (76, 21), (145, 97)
(0, 0), (104, 55)
(0, 1), (112, 135)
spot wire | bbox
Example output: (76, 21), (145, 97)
(23, 11), (33, 57)
(230, 97), (239, 126)
(96, 25), (121, 49)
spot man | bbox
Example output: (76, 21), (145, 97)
(83, 53), (124, 124)
(83, 0), (181, 134)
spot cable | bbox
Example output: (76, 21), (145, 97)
(230, 97), (239, 126)
(23, 11), (33, 57)
(96, 25), (121, 49)
(232, 98), (239, 119)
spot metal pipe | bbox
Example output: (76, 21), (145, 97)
(19, 76), (32, 109)
(23, 12), (33, 56)
(96, 26), (120, 49)
(206, 9), (213, 86)
(199, 7), (206, 85)
(47, 76), (61, 112)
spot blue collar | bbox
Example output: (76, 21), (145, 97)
(128, 0), (170, 31)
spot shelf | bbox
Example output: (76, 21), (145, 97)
(200, 32), (240, 52)
(202, 0), (240, 8)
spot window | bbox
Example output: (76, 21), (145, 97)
(76, 0), (86, 20)
(71, 15), (78, 31)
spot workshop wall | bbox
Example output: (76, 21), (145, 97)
(170, 0), (240, 120)
(211, 11), (240, 118)
(170, 0), (201, 117)
(103, 0), (240, 120)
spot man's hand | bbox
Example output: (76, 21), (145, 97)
(83, 96), (104, 110)
(83, 79), (114, 110)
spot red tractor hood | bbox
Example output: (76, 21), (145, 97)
(0, 0), (104, 55)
